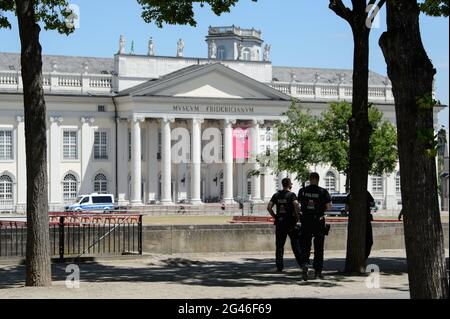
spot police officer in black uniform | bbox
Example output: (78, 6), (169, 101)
(298, 172), (332, 280)
(345, 190), (375, 260)
(267, 178), (302, 272)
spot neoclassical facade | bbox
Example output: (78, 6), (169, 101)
(0, 26), (445, 212)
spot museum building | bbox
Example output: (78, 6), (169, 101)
(0, 26), (444, 212)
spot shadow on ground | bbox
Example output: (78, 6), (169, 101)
(0, 255), (411, 290)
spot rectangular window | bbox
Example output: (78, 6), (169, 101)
(94, 131), (108, 159)
(0, 130), (13, 160)
(92, 196), (113, 204)
(372, 175), (383, 193)
(396, 175), (401, 193)
(63, 131), (78, 160)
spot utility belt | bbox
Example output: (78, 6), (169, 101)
(300, 214), (330, 236)
(275, 213), (297, 226)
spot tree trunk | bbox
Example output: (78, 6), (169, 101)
(15, 0), (52, 287)
(344, 15), (371, 274)
(379, 0), (448, 299)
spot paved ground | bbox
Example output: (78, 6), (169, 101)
(0, 249), (422, 299)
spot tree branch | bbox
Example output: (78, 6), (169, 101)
(329, 0), (353, 24)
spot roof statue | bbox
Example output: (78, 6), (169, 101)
(177, 39), (184, 57)
(118, 35), (126, 55)
(148, 37), (155, 56)
(210, 40), (217, 59)
(263, 44), (271, 62)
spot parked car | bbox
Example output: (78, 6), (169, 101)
(65, 193), (115, 213)
(326, 193), (348, 217)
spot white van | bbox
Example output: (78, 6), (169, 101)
(65, 193), (115, 212)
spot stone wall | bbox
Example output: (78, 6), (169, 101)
(142, 222), (449, 254)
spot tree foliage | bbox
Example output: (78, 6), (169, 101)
(0, 0), (75, 34)
(137, 0), (257, 27)
(257, 101), (398, 184)
(319, 102), (352, 175)
(420, 0), (449, 16)
(272, 101), (323, 182)
(320, 102), (398, 177)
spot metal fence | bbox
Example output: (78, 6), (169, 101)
(0, 214), (143, 260)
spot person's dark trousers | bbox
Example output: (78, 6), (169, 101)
(299, 217), (325, 272)
(275, 216), (302, 271)
(365, 215), (373, 260)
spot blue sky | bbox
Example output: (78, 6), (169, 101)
(1, 0), (448, 129)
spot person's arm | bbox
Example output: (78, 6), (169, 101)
(267, 201), (276, 219)
(324, 191), (332, 211)
(293, 200), (301, 223)
(398, 210), (403, 221)
(368, 192), (375, 208)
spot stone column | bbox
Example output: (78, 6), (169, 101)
(130, 117), (144, 206)
(250, 120), (263, 202)
(385, 173), (397, 211)
(15, 116), (26, 208)
(161, 117), (174, 205)
(147, 120), (158, 203)
(190, 118), (204, 205)
(116, 119), (128, 205)
(80, 116), (95, 194)
(49, 116), (63, 205)
(223, 119), (236, 204)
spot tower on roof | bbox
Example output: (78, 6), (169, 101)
(206, 26), (264, 62)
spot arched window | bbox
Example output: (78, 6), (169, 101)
(395, 171), (401, 193)
(94, 173), (108, 194)
(217, 46), (226, 60)
(325, 171), (337, 192)
(0, 175), (13, 204)
(242, 48), (251, 61)
(63, 174), (78, 201)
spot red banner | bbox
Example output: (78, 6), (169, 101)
(233, 128), (250, 160)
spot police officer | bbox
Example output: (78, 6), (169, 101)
(267, 177), (302, 272)
(298, 172), (332, 280)
(345, 190), (375, 260)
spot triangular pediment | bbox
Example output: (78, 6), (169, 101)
(119, 63), (290, 101)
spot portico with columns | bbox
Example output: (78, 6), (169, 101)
(116, 62), (291, 206)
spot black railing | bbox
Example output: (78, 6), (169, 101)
(0, 214), (143, 260)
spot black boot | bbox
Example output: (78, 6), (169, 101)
(314, 270), (324, 279)
(301, 264), (308, 281)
